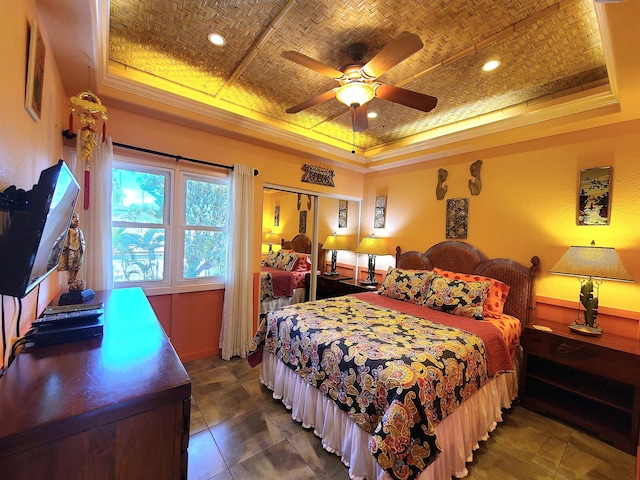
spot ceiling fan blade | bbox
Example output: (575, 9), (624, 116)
(361, 32), (424, 80)
(282, 51), (345, 80)
(350, 104), (369, 132)
(375, 83), (438, 112)
(286, 89), (338, 114)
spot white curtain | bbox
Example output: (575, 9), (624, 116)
(220, 164), (254, 360)
(74, 134), (114, 291)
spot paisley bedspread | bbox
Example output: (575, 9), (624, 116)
(248, 293), (514, 480)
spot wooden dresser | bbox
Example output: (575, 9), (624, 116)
(0, 287), (191, 479)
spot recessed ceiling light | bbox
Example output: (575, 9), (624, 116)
(367, 111), (378, 119)
(482, 60), (501, 72)
(208, 33), (226, 46)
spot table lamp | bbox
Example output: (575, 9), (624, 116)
(264, 232), (280, 251)
(322, 233), (350, 275)
(356, 234), (390, 286)
(550, 240), (633, 335)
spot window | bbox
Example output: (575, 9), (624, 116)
(111, 159), (229, 291)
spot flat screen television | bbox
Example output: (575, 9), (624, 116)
(0, 160), (80, 298)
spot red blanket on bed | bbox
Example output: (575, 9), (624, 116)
(262, 266), (294, 297)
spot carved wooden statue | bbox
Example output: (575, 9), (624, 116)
(436, 168), (448, 200)
(468, 159), (483, 195)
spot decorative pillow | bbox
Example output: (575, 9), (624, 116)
(425, 275), (491, 320)
(434, 268), (510, 319)
(264, 249), (280, 267)
(293, 253), (311, 272)
(276, 250), (300, 271)
(378, 267), (436, 305)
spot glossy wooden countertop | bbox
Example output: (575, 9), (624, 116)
(0, 287), (191, 455)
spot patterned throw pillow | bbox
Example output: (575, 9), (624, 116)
(264, 249), (280, 267)
(378, 267), (436, 305)
(425, 275), (491, 320)
(434, 268), (510, 318)
(276, 250), (300, 271)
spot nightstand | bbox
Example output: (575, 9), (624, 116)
(306, 274), (371, 300)
(520, 317), (640, 454)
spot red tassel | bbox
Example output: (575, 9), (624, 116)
(102, 122), (106, 143)
(69, 112), (73, 135)
(84, 170), (90, 210)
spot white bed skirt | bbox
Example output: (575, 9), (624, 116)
(259, 288), (306, 314)
(261, 351), (518, 480)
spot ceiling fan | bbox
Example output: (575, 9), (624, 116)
(282, 32), (438, 132)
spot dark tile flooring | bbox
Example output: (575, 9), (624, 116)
(184, 356), (636, 480)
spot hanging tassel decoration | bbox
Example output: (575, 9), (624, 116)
(84, 168), (90, 210)
(102, 121), (106, 143)
(68, 111), (74, 135)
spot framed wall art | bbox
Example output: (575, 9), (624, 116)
(446, 198), (468, 239)
(25, 20), (46, 121)
(299, 210), (307, 233)
(578, 166), (611, 226)
(273, 205), (280, 226)
(374, 195), (387, 228)
(338, 200), (348, 228)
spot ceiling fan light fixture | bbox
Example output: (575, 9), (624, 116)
(335, 82), (376, 108)
(207, 33), (226, 46)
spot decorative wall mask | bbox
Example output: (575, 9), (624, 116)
(302, 164), (335, 187)
(436, 168), (449, 200)
(446, 198), (468, 239)
(468, 160), (482, 196)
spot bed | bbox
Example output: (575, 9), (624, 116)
(250, 240), (540, 480)
(259, 234), (318, 314)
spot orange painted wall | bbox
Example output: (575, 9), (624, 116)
(0, 0), (69, 367)
(362, 119), (640, 336)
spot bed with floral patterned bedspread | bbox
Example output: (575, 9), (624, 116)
(249, 240), (539, 480)
(249, 292), (514, 480)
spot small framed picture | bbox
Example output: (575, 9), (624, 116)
(274, 205), (280, 226)
(338, 200), (348, 228)
(578, 166), (611, 226)
(25, 20), (46, 121)
(446, 198), (468, 239)
(374, 195), (386, 228)
(299, 210), (307, 233)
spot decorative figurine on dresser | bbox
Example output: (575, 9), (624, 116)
(58, 212), (94, 304)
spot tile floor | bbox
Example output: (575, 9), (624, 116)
(185, 356), (636, 480)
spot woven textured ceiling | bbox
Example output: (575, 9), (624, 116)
(108, 0), (607, 152)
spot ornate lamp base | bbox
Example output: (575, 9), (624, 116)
(568, 322), (602, 336)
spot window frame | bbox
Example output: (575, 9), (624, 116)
(112, 155), (228, 295)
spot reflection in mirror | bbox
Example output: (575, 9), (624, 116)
(261, 186), (360, 307)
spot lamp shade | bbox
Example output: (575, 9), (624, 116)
(356, 235), (390, 256)
(550, 244), (633, 282)
(322, 233), (350, 251)
(264, 232), (280, 244)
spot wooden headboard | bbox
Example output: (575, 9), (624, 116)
(281, 234), (325, 268)
(396, 240), (540, 325)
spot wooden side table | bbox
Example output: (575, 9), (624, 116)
(520, 317), (640, 454)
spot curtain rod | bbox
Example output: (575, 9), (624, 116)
(112, 141), (259, 176)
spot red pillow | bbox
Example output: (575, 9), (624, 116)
(433, 268), (510, 319)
